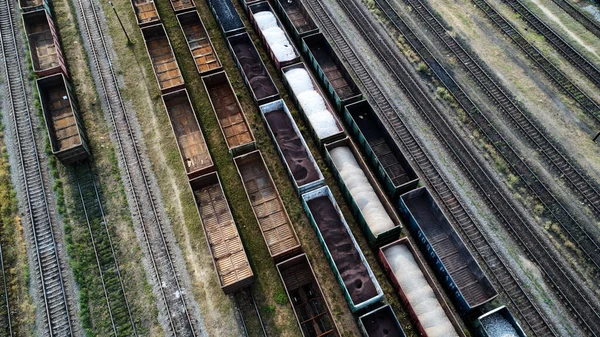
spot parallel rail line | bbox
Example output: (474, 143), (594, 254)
(500, 0), (600, 88)
(549, 0), (600, 39)
(0, 0), (74, 335)
(234, 289), (267, 337)
(303, 0), (600, 335)
(0, 243), (12, 337)
(73, 162), (137, 336)
(73, 1), (198, 335)
(470, 0), (600, 127)
(393, 0), (600, 276)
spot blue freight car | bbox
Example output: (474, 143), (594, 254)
(207, 0), (245, 36)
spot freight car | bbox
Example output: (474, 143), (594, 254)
(276, 254), (340, 337)
(227, 32), (280, 105)
(399, 187), (498, 313)
(324, 137), (402, 246)
(273, 0), (318, 44)
(343, 100), (419, 198)
(19, 0), (46, 12)
(37, 73), (89, 164)
(233, 150), (302, 261)
(190, 172), (254, 294)
(22, 8), (67, 78)
(260, 99), (324, 194)
(161, 89), (214, 179)
(302, 186), (384, 313)
(281, 62), (345, 148)
(206, 0), (245, 37)
(177, 11), (222, 75)
(168, 0), (195, 13)
(238, 0), (260, 14)
(379, 238), (466, 337)
(202, 71), (255, 156)
(141, 24), (185, 94)
(130, 0), (160, 27)
(302, 33), (362, 111)
(475, 306), (527, 337)
(248, 1), (301, 70)
(357, 305), (405, 337)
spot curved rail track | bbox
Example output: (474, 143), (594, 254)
(469, 0), (600, 127)
(385, 0), (600, 276)
(73, 162), (137, 336)
(302, 0), (600, 335)
(499, 0), (600, 89)
(399, 0), (600, 223)
(0, 243), (12, 337)
(72, 1), (198, 336)
(234, 289), (267, 337)
(549, 0), (600, 39)
(0, 0), (74, 335)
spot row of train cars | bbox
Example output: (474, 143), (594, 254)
(18, 0), (527, 335)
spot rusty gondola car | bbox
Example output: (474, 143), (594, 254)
(273, 0), (319, 44)
(190, 172), (254, 294)
(130, 0), (160, 27)
(22, 8), (67, 78)
(37, 74), (89, 164)
(161, 89), (214, 179)
(177, 11), (222, 75)
(168, 0), (195, 13)
(141, 24), (185, 94)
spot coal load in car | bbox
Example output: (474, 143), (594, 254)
(227, 32), (280, 105)
(302, 33), (362, 111)
(37, 74), (89, 164)
(260, 99), (324, 194)
(234, 150), (302, 261)
(161, 89), (214, 179)
(202, 71), (256, 156)
(399, 187), (498, 313)
(276, 254), (340, 337)
(22, 8), (67, 78)
(207, 0), (245, 36)
(301, 186), (384, 313)
(475, 306), (527, 337)
(190, 172), (254, 294)
(177, 11), (222, 75)
(343, 100), (419, 198)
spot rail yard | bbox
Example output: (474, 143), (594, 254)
(0, 0), (599, 336)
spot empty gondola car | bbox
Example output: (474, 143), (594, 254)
(273, 0), (318, 44)
(202, 71), (255, 156)
(357, 305), (405, 337)
(22, 8), (67, 78)
(302, 33), (362, 111)
(475, 306), (527, 337)
(324, 137), (402, 246)
(161, 89), (214, 179)
(344, 100), (419, 198)
(281, 62), (345, 148)
(227, 32), (280, 105)
(302, 186), (384, 313)
(37, 74), (89, 164)
(141, 24), (185, 94)
(261, 99), (324, 194)
(379, 238), (466, 337)
(248, 1), (301, 70)
(177, 11), (222, 75)
(234, 150), (302, 261)
(399, 187), (498, 313)
(276, 254), (340, 337)
(206, 0), (245, 36)
(130, 0), (160, 27)
(19, 0), (47, 12)
(190, 172), (254, 294)
(168, 0), (195, 13)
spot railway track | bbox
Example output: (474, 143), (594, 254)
(0, 243), (12, 337)
(302, 0), (600, 335)
(384, 0), (600, 276)
(469, 0), (600, 127)
(499, 0), (600, 89)
(549, 0), (600, 39)
(72, 1), (199, 336)
(234, 289), (267, 337)
(0, 0), (74, 335)
(73, 162), (137, 336)
(400, 0), (600, 224)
